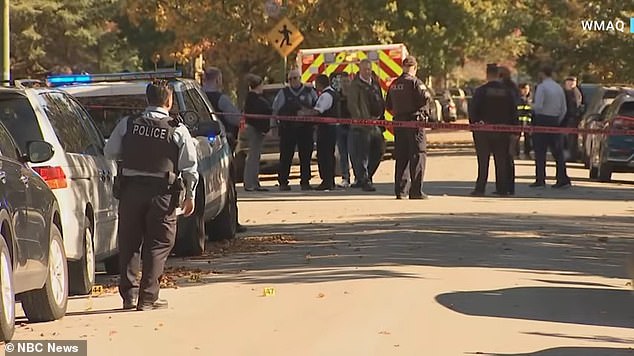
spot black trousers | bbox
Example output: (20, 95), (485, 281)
(473, 132), (512, 194)
(317, 124), (337, 187)
(278, 123), (314, 186)
(118, 177), (177, 304)
(532, 115), (570, 185)
(394, 127), (427, 198)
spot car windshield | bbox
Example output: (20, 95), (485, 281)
(0, 94), (44, 153)
(618, 102), (634, 118)
(76, 94), (181, 138)
(603, 89), (620, 99)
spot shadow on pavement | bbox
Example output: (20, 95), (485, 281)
(472, 346), (634, 355)
(435, 286), (634, 328)
(179, 212), (634, 283)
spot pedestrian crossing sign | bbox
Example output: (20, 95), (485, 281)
(266, 17), (304, 58)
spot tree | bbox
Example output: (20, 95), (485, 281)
(123, 0), (393, 101)
(385, 0), (529, 84)
(10, 0), (141, 77)
(517, 0), (634, 82)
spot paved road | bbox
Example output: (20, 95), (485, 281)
(10, 152), (634, 356)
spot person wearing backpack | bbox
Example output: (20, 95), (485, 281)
(347, 59), (386, 192)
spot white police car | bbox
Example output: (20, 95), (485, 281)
(56, 71), (237, 256)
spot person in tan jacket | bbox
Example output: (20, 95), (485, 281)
(347, 59), (386, 192)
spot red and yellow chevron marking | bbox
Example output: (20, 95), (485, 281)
(301, 53), (325, 83)
(299, 47), (406, 142)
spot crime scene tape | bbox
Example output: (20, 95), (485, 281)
(84, 105), (634, 136)
(222, 112), (634, 136)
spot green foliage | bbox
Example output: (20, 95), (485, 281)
(10, 0), (141, 77)
(7, 0), (634, 85)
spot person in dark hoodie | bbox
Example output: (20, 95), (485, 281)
(242, 74), (271, 192)
(469, 64), (518, 196)
(498, 66), (520, 195)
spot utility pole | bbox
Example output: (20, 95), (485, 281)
(0, 0), (8, 86)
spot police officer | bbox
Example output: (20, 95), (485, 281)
(272, 68), (318, 191)
(517, 83), (533, 157)
(469, 64), (518, 196)
(386, 56), (431, 200)
(300, 74), (340, 190)
(104, 80), (199, 311)
(203, 67), (247, 233)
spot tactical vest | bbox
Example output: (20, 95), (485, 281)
(518, 100), (532, 124)
(121, 114), (179, 174)
(320, 88), (340, 119)
(279, 86), (314, 116)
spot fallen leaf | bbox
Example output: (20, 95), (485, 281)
(317, 293), (326, 298)
(109, 330), (117, 336)
(379, 331), (391, 335)
(154, 328), (159, 331)
(158, 323), (164, 327)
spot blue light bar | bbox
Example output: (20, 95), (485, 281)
(48, 75), (92, 85)
(47, 70), (182, 87)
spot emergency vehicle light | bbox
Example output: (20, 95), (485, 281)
(47, 70), (182, 86)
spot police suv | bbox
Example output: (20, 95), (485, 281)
(0, 82), (117, 296)
(56, 71), (237, 256)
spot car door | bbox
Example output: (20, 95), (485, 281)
(0, 123), (46, 290)
(65, 95), (118, 259)
(182, 85), (225, 216)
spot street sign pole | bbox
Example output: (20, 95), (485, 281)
(282, 55), (287, 82)
(1, 0), (9, 86)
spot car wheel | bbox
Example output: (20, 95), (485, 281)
(173, 182), (206, 257)
(0, 236), (15, 342)
(598, 162), (612, 182)
(103, 254), (120, 275)
(20, 224), (68, 322)
(68, 217), (95, 295)
(208, 178), (237, 241)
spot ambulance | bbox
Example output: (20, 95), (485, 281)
(297, 43), (410, 143)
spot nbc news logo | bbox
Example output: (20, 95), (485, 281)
(580, 18), (634, 33)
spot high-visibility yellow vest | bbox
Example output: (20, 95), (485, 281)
(517, 103), (532, 123)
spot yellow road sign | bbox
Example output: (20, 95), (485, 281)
(267, 17), (304, 58)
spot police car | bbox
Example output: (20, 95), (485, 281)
(55, 71), (237, 256)
(0, 82), (120, 295)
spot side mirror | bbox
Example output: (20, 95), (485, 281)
(25, 140), (54, 163)
(194, 120), (221, 138)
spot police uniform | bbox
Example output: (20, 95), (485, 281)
(517, 97), (532, 156)
(104, 106), (198, 309)
(314, 86), (340, 190)
(469, 81), (518, 195)
(386, 71), (430, 199)
(272, 85), (318, 190)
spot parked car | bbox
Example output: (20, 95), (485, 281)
(0, 120), (68, 341)
(0, 85), (118, 295)
(588, 91), (634, 182)
(448, 87), (469, 119)
(436, 90), (458, 123)
(576, 85), (631, 164)
(58, 71), (237, 256)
